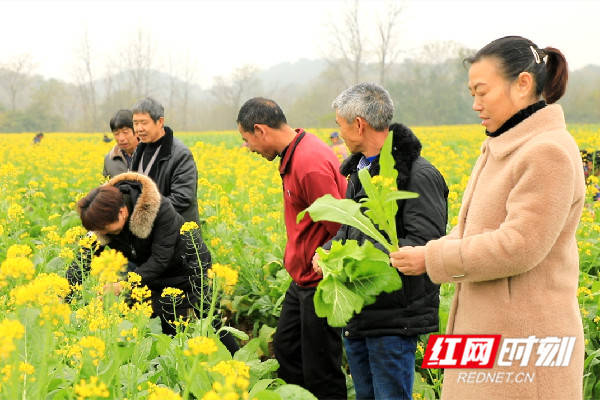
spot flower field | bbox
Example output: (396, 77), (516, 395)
(0, 124), (599, 399)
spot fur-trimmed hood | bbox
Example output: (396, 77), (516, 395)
(94, 172), (161, 244)
(340, 122), (422, 190)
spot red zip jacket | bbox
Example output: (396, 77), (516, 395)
(279, 129), (348, 287)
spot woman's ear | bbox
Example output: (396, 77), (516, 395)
(516, 71), (535, 99)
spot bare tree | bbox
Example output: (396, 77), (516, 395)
(211, 64), (259, 115)
(0, 53), (34, 111)
(327, 0), (364, 86)
(376, 1), (403, 86)
(178, 55), (197, 131)
(166, 55), (178, 124)
(73, 30), (99, 131)
(123, 29), (155, 98)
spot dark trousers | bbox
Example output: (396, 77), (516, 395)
(274, 282), (347, 400)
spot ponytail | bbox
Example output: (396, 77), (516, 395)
(542, 47), (568, 104)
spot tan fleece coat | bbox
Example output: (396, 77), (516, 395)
(425, 105), (585, 399)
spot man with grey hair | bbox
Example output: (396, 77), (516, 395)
(314, 82), (448, 399)
(130, 97), (199, 223)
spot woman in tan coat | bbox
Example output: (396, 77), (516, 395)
(390, 36), (585, 399)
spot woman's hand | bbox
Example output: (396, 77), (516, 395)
(390, 246), (427, 276)
(312, 253), (322, 275)
(103, 282), (123, 296)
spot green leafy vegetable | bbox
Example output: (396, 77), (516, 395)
(299, 132), (419, 327)
(313, 240), (402, 326)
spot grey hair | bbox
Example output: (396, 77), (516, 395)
(132, 97), (164, 122)
(332, 83), (394, 131)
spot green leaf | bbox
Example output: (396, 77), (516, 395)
(258, 324), (276, 355)
(249, 379), (279, 399)
(297, 195), (393, 252)
(314, 274), (364, 327)
(252, 391), (282, 400)
(380, 131), (398, 184)
(345, 265), (402, 307)
(218, 326), (250, 341)
(315, 239), (361, 278)
(384, 191), (419, 202)
(342, 241), (401, 305)
(313, 240), (403, 326)
(274, 384), (318, 400)
(247, 358), (280, 383)
(234, 338), (261, 362)
(358, 168), (391, 241)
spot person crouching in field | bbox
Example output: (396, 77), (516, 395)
(66, 172), (238, 353)
(390, 36), (586, 399)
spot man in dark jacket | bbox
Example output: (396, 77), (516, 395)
(130, 97), (199, 223)
(314, 83), (448, 400)
(103, 109), (139, 178)
(237, 98), (348, 399)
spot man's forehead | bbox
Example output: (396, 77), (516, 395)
(133, 113), (152, 120)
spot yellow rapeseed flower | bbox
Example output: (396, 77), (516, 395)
(184, 336), (218, 356)
(208, 263), (238, 293)
(119, 327), (139, 341)
(180, 221), (199, 234)
(18, 362), (34, 375)
(131, 286), (152, 302)
(0, 319), (25, 359)
(39, 302), (71, 326)
(210, 360), (250, 379)
(161, 287), (184, 298)
(74, 376), (109, 400)
(90, 249), (127, 284)
(62, 226), (88, 246)
(147, 382), (182, 400)
(0, 256), (34, 280)
(7, 204), (24, 220)
(10, 273), (70, 306)
(69, 336), (106, 367)
(59, 247), (75, 261)
(6, 244), (32, 258)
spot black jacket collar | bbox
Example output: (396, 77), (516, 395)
(131, 126), (175, 176)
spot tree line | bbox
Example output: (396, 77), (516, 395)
(0, 20), (598, 133)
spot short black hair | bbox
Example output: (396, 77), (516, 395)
(109, 109), (134, 132)
(236, 97), (287, 133)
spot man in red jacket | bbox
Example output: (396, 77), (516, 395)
(237, 98), (348, 399)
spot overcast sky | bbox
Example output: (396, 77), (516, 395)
(3, 0), (599, 88)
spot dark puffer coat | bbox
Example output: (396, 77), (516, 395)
(66, 172), (211, 319)
(324, 123), (449, 338)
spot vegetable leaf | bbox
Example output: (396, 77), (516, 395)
(297, 195), (392, 252)
(314, 240), (401, 326)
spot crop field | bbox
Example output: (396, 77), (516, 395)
(0, 124), (599, 399)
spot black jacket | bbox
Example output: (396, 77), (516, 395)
(66, 173), (211, 317)
(130, 126), (200, 223)
(325, 123), (448, 338)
